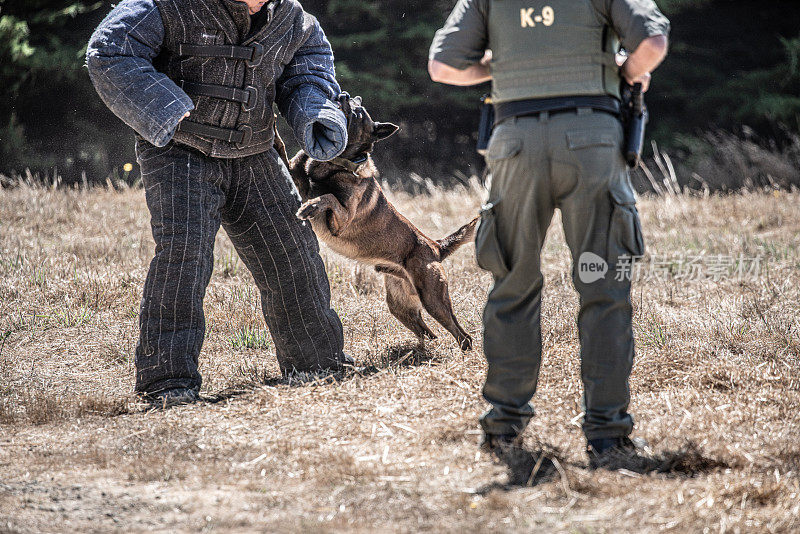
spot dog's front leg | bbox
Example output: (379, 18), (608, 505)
(296, 194), (353, 235)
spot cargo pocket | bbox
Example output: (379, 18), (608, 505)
(475, 201), (510, 278)
(485, 136), (522, 167)
(607, 181), (645, 265)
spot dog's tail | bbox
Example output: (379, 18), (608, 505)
(437, 216), (479, 261)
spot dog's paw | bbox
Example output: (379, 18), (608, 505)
(296, 201), (320, 220)
(415, 331), (437, 342)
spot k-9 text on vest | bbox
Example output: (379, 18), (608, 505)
(520, 6), (555, 28)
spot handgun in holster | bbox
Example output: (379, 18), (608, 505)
(621, 82), (648, 168)
(477, 94), (494, 156)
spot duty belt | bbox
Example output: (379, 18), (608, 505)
(493, 95), (621, 124)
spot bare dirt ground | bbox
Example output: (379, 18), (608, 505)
(1, 182), (798, 533)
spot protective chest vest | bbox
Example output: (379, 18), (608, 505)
(488, 0), (621, 103)
(153, 0), (310, 158)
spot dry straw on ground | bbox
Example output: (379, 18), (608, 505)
(0, 180), (798, 532)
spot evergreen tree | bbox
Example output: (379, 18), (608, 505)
(0, 0), (127, 180)
(0, 0), (798, 184)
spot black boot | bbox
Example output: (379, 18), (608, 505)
(481, 432), (522, 454)
(142, 387), (200, 409)
(587, 436), (648, 469)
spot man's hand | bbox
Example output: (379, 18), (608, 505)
(625, 72), (652, 92)
(620, 35), (668, 92)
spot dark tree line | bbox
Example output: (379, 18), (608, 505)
(1, 0), (798, 186)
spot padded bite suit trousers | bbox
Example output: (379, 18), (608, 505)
(134, 140), (344, 394)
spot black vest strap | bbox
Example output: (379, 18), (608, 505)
(494, 95), (621, 124)
(177, 42), (264, 66)
(177, 120), (253, 147)
(180, 81), (258, 110)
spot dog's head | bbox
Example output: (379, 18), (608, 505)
(336, 94), (399, 162)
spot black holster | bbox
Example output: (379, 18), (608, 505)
(477, 94), (494, 155)
(621, 82), (648, 168)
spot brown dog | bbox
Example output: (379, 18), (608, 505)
(273, 95), (477, 350)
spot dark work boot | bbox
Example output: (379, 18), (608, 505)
(142, 387), (200, 409)
(281, 351), (358, 380)
(587, 436), (648, 469)
(481, 433), (522, 454)
(340, 351), (356, 367)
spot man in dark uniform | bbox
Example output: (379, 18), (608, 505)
(87, 0), (352, 407)
(428, 0), (669, 459)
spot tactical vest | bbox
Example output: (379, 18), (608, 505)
(488, 0), (621, 103)
(153, 0), (312, 158)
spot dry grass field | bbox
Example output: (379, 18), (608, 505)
(0, 180), (799, 533)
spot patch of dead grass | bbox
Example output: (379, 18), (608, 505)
(0, 184), (799, 531)
(0, 390), (130, 425)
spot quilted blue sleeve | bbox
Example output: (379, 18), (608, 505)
(275, 14), (348, 161)
(86, 0), (194, 147)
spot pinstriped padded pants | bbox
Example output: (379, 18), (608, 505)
(134, 140), (345, 394)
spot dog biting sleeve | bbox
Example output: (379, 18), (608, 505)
(86, 0), (194, 147)
(275, 13), (347, 161)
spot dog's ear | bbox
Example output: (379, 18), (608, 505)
(373, 122), (399, 141)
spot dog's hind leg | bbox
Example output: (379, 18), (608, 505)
(406, 259), (473, 351)
(384, 273), (437, 341)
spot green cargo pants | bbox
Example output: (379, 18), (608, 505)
(475, 109), (645, 441)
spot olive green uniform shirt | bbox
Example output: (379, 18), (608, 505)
(430, 0), (670, 72)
